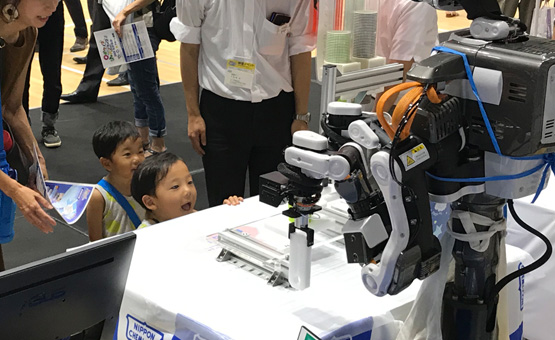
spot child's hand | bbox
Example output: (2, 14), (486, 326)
(223, 195), (243, 206)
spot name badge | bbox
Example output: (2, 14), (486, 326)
(224, 59), (256, 89)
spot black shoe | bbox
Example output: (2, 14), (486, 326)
(70, 37), (88, 52)
(41, 127), (62, 148)
(107, 73), (129, 86)
(73, 56), (87, 64)
(60, 91), (97, 104)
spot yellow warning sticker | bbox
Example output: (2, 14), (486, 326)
(399, 143), (430, 171)
(412, 144), (425, 153)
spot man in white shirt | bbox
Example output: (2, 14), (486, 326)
(170, 0), (316, 207)
(375, 0), (438, 111)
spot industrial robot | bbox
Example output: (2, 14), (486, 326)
(260, 0), (554, 338)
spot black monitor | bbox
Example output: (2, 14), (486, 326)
(0, 233), (136, 339)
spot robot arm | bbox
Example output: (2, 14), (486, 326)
(283, 99), (446, 295)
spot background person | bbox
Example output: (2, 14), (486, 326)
(375, 0), (438, 113)
(64, 0), (88, 52)
(113, 0), (168, 155)
(22, 0), (64, 148)
(171, 0), (316, 207)
(60, 0), (111, 103)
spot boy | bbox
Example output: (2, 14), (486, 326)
(131, 152), (197, 228)
(131, 152), (242, 228)
(86, 121), (146, 241)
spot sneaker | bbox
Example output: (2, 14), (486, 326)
(70, 37), (88, 52)
(41, 127), (62, 148)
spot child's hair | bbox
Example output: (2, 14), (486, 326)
(92, 121), (140, 159)
(131, 152), (183, 211)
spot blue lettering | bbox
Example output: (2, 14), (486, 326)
(518, 262), (525, 311)
(128, 330), (139, 340)
(130, 323), (155, 340)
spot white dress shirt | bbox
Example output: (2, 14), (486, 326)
(170, 0), (316, 103)
(376, 0), (438, 63)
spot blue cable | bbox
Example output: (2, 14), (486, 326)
(425, 46), (555, 201)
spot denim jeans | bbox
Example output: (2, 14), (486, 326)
(128, 28), (167, 138)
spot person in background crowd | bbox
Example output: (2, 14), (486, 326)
(64, 0), (88, 52)
(171, 0), (316, 207)
(497, 0), (534, 32)
(22, 0), (64, 148)
(113, 0), (168, 156)
(60, 0), (111, 103)
(375, 0), (438, 113)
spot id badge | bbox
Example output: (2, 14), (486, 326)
(224, 59), (256, 89)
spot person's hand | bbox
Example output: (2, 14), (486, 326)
(39, 157), (49, 180)
(113, 12), (128, 38)
(27, 160), (48, 191)
(188, 114), (206, 156)
(11, 185), (55, 233)
(291, 120), (309, 135)
(223, 196), (243, 206)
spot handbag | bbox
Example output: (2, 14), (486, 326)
(530, 0), (555, 39)
(0, 52), (18, 243)
(152, 0), (177, 42)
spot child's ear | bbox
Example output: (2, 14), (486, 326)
(142, 195), (157, 211)
(99, 157), (112, 172)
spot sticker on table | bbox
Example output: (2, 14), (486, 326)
(297, 326), (322, 340)
(126, 315), (164, 340)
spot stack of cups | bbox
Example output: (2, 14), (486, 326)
(352, 10), (378, 59)
(325, 30), (352, 64)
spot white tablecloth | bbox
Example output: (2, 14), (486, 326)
(116, 197), (421, 340)
(115, 181), (555, 340)
(506, 180), (555, 340)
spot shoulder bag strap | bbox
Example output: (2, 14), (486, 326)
(97, 178), (141, 229)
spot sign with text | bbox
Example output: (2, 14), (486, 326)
(93, 21), (154, 69)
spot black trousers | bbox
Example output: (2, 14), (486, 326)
(200, 90), (294, 207)
(75, 0), (111, 97)
(64, 0), (88, 39)
(22, 0), (64, 116)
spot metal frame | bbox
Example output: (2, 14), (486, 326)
(320, 63), (405, 116)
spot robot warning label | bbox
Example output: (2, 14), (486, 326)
(400, 143), (430, 171)
(126, 315), (164, 340)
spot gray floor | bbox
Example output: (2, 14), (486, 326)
(2, 80), (322, 270)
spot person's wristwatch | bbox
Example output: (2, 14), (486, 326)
(295, 112), (311, 123)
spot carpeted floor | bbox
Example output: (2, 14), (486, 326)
(1, 80), (322, 269)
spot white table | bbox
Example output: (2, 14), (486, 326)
(115, 182), (555, 340)
(506, 180), (555, 340)
(116, 197), (421, 340)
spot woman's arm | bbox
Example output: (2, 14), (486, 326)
(2, 105), (48, 181)
(0, 170), (55, 232)
(2, 29), (48, 181)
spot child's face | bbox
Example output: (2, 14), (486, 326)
(150, 160), (197, 222)
(104, 137), (145, 179)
